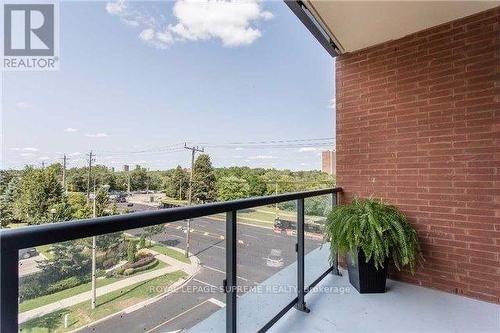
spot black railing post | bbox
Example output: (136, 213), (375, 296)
(1, 249), (19, 333)
(226, 210), (237, 332)
(295, 198), (310, 313)
(331, 192), (341, 276)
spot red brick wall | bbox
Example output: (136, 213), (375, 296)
(335, 7), (499, 303)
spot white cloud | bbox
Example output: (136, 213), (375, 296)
(298, 147), (317, 152)
(10, 147), (39, 152)
(39, 156), (50, 161)
(20, 153), (36, 157)
(106, 0), (126, 15)
(106, 0), (272, 49)
(64, 127), (78, 132)
(85, 133), (109, 138)
(70, 152), (82, 156)
(329, 97), (336, 110)
(170, 0), (273, 47)
(248, 155), (276, 160)
(234, 147), (244, 151)
(15, 102), (32, 110)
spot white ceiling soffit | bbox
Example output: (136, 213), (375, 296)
(304, 1), (499, 54)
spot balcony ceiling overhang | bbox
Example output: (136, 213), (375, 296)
(292, 0), (499, 55)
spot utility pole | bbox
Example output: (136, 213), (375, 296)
(184, 143), (204, 258)
(179, 179), (183, 200)
(91, 180), (97, 309)
(61, 154), (68, 194)
(86, 151), (95, 205)
(127, 171), (131, 194)
(41, 161), (45, 169)
(275, 181), (279, 220)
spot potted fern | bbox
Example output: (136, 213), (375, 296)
(325, 198), (422, 293)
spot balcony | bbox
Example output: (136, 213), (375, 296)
(191, 245), (500, 333)
(1, 188), (345, 332)
(2, 1), (499, 332)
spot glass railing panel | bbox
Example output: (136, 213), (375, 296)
(17, 215), (224, 332)
(304, 194), (332, 288)
(236, 202), (297, 332)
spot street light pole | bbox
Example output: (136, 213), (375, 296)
(184, 144), (204, 258)
(91, 180), (97, 310)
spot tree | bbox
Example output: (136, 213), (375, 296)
(131, 165), (148, 190)
(191, 154), (217, 203)
(143, 224), (164, 246)
(94, 186), (110, 217)
(0, 177), (19, 227)
(217, 176), (250, 201)
(127, 240), (138, 263)
(39, 241), (90, 280)
(67, 192), (91, 219)
(163, 166), (189, 199)
(247, 174), (267, 197)
(13, 167), (64, 224)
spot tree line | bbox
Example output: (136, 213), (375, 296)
(1, 154), (334, 226)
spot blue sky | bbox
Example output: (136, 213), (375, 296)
(1, 0), (334, 171)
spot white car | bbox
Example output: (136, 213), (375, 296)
(265, 249), (284, 268)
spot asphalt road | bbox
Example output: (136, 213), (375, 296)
(80, 203), (323, 333)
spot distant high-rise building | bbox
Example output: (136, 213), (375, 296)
(123, 165), (129, 172)
(110, 167), (115, 173)
(321, 150), (336, 175)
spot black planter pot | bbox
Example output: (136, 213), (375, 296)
(346, 250), (388, 293)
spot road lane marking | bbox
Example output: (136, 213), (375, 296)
(241, 233), (259, 239)
(145, 299), (212, 333)
(208, 298), (225, 307)
(193, 278), (219, 289)
(201, 265), (249, 282)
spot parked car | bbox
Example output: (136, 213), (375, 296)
(127, 202), (134, 207)
(265, 249), (284, 268)
(19, 248), (38, 260)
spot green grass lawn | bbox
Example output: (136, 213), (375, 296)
(210, 206), (323, 227)
(36, 244), (54, 261)
(20, 270), (187, 333)
(19, 261), (167, 313)
(125, 233), (191, 264)
(149, 244), (191, 264)
(3, 222), (28, 229)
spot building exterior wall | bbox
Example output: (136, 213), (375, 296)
(335, 7), (499, 303)
(321, 150), (336, 175)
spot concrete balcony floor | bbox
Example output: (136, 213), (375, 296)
(191, 246), (500, 333)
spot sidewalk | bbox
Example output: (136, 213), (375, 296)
(19, 248), (199, 324)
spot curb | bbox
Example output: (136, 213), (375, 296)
(71, 252), (200, 333)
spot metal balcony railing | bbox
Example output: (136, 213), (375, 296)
(0, 187), (342, 333)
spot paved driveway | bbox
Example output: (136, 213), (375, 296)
(19, 255), (43, 277)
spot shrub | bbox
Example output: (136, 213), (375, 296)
(127, 240), (138, 263)
(127, 253), (155, 269)
(325, 198), (423, 272)
(139, 236), (146, 249)
(131, 258), (158, 274)
(102, 257), (119, 269)
(122, 259), (158, 276)
(46, 276), (82, 294)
